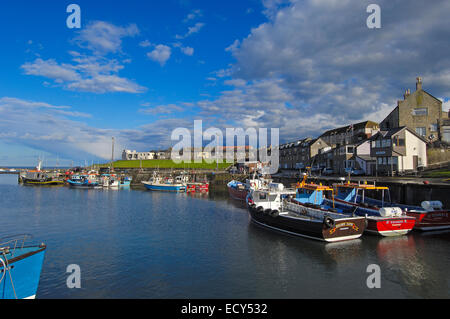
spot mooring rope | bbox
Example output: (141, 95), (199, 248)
(0, 252), (17, 299)
(0, 257), (6, 285)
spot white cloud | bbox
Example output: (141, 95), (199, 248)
(21, 56), (146, 94)
(198, 0), (450, 141)
(147, 45), (172, 66)
(22, 21), (146, 94)
(184, 9), (203, 23)
(139, 40), (152, 47)
(74, 21), (139, 55)
(181, 46), (194, 56)
(176, 22), (205, 39)
(0, 97), (192, 161)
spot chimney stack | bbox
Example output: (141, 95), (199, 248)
(404, 89), (411, 100)
(416, 77), (423, 91)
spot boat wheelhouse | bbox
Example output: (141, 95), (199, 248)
(329, 182), (416, 236)
(119, 176), (132, 188)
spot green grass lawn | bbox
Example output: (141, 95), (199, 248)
(422, 170), (450, 178)
(101, 159), (231, 170)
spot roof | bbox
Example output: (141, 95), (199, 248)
(372, 126), (428, 143)
(319, 121), (379, 137)
(335, 182), (389, 191)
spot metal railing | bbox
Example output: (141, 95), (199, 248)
(0, 234), (33, 259)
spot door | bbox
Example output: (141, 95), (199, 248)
(413, 155), (419, 171)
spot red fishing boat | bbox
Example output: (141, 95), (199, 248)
(372, 200), (450, 232)
(186, 182), (209, 193)
(328, 182), (416, 237)
(227, 180), (248, 200)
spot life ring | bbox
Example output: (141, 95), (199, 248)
(271, 210), (279, 218)
(324, 216), (335, 229)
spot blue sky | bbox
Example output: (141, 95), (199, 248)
(0, 0), (450, 166)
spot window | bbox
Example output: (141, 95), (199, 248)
(381, 139), (391, 148)
(378, 158), (383, 165)
(415, 127), (426, 136)
(412, 108), (428, 116)
(398, 138), (405, 146)
(347, 147), (354, 154)
(430, 124), (438, 132)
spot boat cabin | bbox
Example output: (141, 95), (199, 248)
(334, 182), (391, 206)
(295, 178), (335, 207)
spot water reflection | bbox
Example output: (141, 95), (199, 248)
(1, 174), (449, 299)
(376, 234), (450, 298)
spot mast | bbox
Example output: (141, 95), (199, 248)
(110, 137), (115, 173)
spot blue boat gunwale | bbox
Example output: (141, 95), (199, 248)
(0, 244), (46, 266)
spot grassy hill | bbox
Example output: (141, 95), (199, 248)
(101, 159), (231, 170)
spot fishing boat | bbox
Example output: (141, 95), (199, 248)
(328, 182), (416, 236)
(186, 181), (209, 193)
(227, 180), (248, 200)
(142, 172), (186, 192)
(246, 178), (366, 242)
(67, 175), (101, 188)
(227, 173), (272, 201)
(350, 195), (450, 232)
(0, 235), (46, 299)
(118, 176), (132, 188)
(100, 174), (119, 188)
(21, 160), (64, 186)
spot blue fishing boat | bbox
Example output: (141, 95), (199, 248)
(0, 235), (46, 299)
(67, 175), (101, 188)
(119, 176), (132, 188)
(142, 172), (186, 192)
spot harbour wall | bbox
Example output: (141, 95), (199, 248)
(114, 168), (450, 207)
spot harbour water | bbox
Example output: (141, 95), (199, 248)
(0, 174), (448, 299)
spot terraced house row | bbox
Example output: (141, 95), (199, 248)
(280, 78), (450, 176)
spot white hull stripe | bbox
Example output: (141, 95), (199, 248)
(24, 295), (36, 300)
(364, 229), (411, 236)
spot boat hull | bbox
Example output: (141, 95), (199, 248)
(406, 210), (450, 231)
(0, 245), (46, 299)
(143, 182), (185, 192)
(22, 179), (64, 186)
(228, 186), (248, 201)
(186, 183), (209, 192)
(67, 180), (100, 188)
(248, 205), (365, 243)
(365, 217), (417, 236)
(332, 199), (416, 237)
